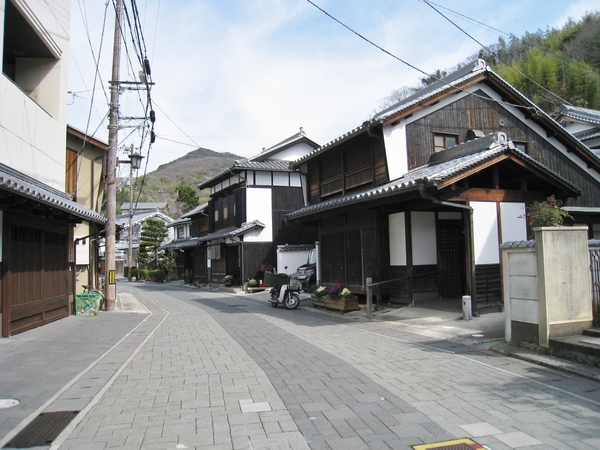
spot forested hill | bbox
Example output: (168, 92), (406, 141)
(489, 12), (600, 114)
(378, 12), (600, 115)
(121, 148), (240, 219)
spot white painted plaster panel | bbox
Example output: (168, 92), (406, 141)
(500, 203), (527, 243)
(472, 201), (499, 265)
(507, 251), (537, 276)
(510, 298), (539, 324)
(262, 142), (315, 161)
(254, 171), (271, 185)
(382, 122), (409, 180)
(509, 276), (538, 300)
(411, 212), (436, 265)
(272, 172), (289, 186)
(290, 172), (301, 187)
(389, 212), (406, 266)
(245, 188), (272, 242)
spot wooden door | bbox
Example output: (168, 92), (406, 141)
(437, 219), (466, 298)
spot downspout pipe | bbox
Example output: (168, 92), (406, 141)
(419, 185), (479, 317)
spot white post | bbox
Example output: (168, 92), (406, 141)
(462, 295), (472, 320)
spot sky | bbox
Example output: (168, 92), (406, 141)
(67, 0), (600, 175)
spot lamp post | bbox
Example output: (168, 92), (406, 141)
(122, 151), (144, 282)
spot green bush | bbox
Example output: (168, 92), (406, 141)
(149, 269), (166, 283)
(135, 268), (149, 281)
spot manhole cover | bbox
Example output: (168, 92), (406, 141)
(413, 438), (486, 450)
(0, 399), (19, 409)
(4, 411), (79, 448)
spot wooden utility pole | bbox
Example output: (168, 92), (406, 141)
(105, 0), (123, 310)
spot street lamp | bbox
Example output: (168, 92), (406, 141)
(118, 150), (144, 282)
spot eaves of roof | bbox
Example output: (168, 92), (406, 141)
(573, 126), (600, 142)
(0, 163), (106, 224)
(292, 59), (600, 173)
(196, 220), (266, 242)
(292, 124), (370, 166)
(198, 160), (293, 190)
(556, 104), (600, 125)
(286, 133), (581, 221)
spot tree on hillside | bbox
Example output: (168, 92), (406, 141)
(138, 218), (168, 270)
(175, 184), (200, 213)
(376, 13), (600, 116)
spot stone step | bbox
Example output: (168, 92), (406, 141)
(583, 328), (600, 338)
(549, 334), (600, 368)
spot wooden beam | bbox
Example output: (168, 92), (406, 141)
(442, 188), (552, 203)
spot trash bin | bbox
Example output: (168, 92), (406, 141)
(75, 293), (102, 316)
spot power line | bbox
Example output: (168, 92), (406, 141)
(304, 0), (535, 113)
(420, 0), (573, 107)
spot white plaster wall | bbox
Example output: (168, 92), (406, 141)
(500, 203), (527, 243)
(472, 201), (499, 265)
(0, 0), (71, 191)
(411, 212), (436, 265)
(244, 187), (273, 242)
(262, 142), (316, 161)
(388, 212), (406, 266)
(382, 122), (409, 181)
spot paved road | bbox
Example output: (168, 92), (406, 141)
(2, 282), (600, 449)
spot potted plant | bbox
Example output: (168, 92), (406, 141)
(223, 275), (234, 286)
(324, 284), (359, 312)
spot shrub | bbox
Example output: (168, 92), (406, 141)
(148, 269), (166, 283)
(526, 195), (572, 229)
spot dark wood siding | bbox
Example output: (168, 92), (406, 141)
(475, 264), (501, 307)
(211, 187), (245, 231)
(319, 210), (385, 292)
(405, 90), (600, 207)
(307, 129), (388, 205)
(3, 213), (70, 336)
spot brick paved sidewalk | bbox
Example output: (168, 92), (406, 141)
(3, 282), (600, 449)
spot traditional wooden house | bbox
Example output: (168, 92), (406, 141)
(161, 203), (210, 282)
(197, 129), (319, 286)
(286, 59), (600, 311)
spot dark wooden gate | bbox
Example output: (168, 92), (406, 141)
(3, 215), (70, 336)
(590, 246), (600, 327)
(437, 219), (466, 298)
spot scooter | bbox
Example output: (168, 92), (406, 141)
(269, 274), (301, 309)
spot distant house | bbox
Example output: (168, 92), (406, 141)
(113, 202), (173, 277)
(196, 129), (319, 285)
(0, 1), (106, 336)
(287, 59), (600, 311)
(161, 202), (210, 282)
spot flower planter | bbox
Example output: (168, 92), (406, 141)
(311, 296), (327, 308)
(325, 295), (359, 312)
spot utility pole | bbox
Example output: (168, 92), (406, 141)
(105, 0), (123, 311)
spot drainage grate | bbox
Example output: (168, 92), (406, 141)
(413, 438), (485, 450)
(4, 411), (79, 448)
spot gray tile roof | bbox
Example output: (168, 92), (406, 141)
(195, 220), (266, 243)
(0, 163), (106, 224)
(557, 105), (600, 125)
(197, 160), (293, 190)
(286, 132), (581, 221)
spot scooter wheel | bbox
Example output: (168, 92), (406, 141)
(270, 301), (278, 308)
(285, 293), (300, 309)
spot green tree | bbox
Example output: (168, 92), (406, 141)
(175, 184), (200, 213)
(138, 218), (168, 270)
